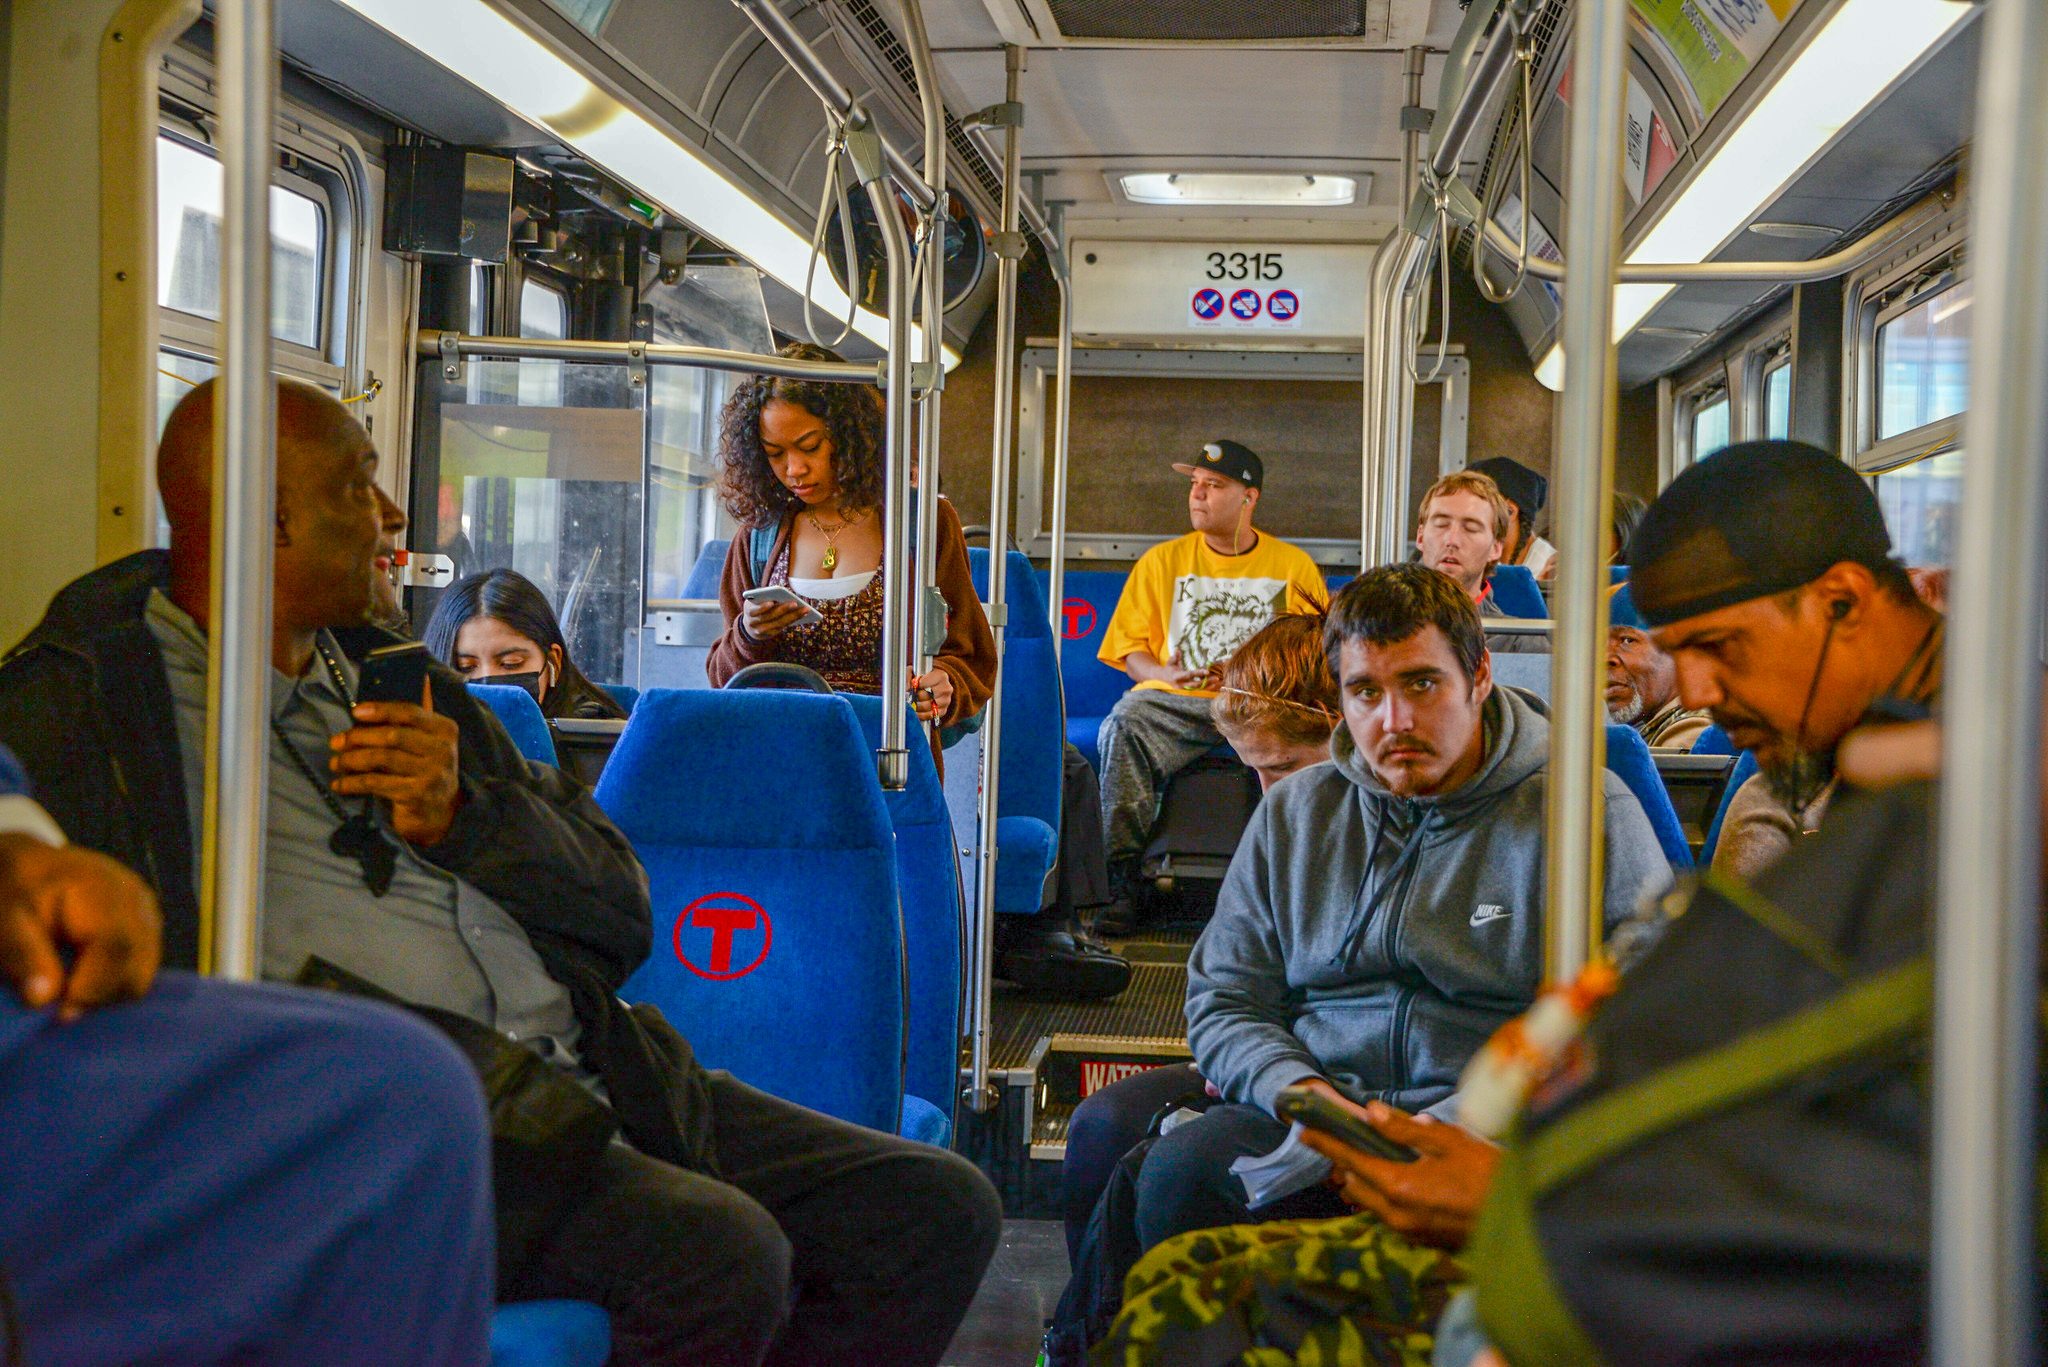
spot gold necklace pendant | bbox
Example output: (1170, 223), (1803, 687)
(821, 543), (839, 573)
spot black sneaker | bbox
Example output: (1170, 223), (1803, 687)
(996, 922), (1132, 999)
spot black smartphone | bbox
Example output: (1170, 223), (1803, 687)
(1273, 1086), (1419, 1163)
(355, 640), (434, 705)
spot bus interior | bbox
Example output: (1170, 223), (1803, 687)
(0, 0), (2037, 1361)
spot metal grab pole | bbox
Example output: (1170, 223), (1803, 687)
(966, 45), (1025, 1114)
(1047, 257), (1075, 653)
(1361, 235), (1398, 566)
(1376, 232), (1433, 562)
(419, 333), (883, 382)
(901, 0), (947, 679)
(1542, 0), (1629, 983)
(1931, 0), (2048, 1358)
(850, 120), (916, 791)
(200, 0), (277, 980)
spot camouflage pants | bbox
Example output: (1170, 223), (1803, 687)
(1092, 1211), (1464, 1367)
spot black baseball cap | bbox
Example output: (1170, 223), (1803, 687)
(1629, 439), (1897, 628)
(1173, 439), (1263, 490)
(1467, 457), (1548, 518)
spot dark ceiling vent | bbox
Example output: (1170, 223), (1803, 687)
(1044, 0), (1375, 41)
(835, 0), (1008, 208)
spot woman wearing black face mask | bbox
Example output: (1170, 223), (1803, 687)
(422, 569), (628, 721)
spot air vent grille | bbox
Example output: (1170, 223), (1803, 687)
(1046, 0), (1375, 40)
(837, 0), (1007, 206)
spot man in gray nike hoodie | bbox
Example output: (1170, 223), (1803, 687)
(1133, 564), (1671, 1248)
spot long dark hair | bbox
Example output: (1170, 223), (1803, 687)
(422, 569), (626, 721)
(716, 340), (885, 528)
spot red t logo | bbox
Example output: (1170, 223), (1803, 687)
(1062, 599), (1097, 640)
(674, 893), (775, 979)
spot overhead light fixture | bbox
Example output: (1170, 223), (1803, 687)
(1117, 172), (1360, 207)
(1607, 0), (1970, 347)
(1534, 0), (1970, 386)
(334, 0), (958, 367)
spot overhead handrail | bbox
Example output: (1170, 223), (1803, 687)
(729, 0), (938, 217)
(1930, 0), (2048, 1358)
(200, 0), (277, 981)
(1471, 190), (1949, 287)
(418, 332), (889, 384)
(1473, 17), (1536, 304)
(965, 44), (1027, 1117)
(799, 116), (863, 349)
(1542, 0), (1631, 982)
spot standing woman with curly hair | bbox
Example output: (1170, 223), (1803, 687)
(707, 342), (996, 741)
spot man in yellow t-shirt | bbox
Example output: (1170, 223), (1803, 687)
(1096, 440), (1329, 878)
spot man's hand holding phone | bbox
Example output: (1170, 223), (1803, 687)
(1284, 1081), (1499, 1250)
(331, 645), (463, 848)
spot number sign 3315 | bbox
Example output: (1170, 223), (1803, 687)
(1204, 251), (1284, 282)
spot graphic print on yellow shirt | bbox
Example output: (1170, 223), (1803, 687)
(1170, 574), (1289, 668)
(1098, 531), (1328, 697)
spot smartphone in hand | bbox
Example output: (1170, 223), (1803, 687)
(1274, 1086), (1420, 1162)
(355, 640), (434, 706)
(741, 585), (824, 629)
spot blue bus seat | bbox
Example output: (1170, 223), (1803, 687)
(1610, 565), (1629, 584)
(1702, 750), (1761, 867)
(847, 695), (962, 1146)
(681, 539), (730, 600)
(970, 550), (1064, 915)
(469, 683), (558, 767)
(1044, 568), (1134, 770)
(491, 1302), (611, 1367)
(1605, 723), (1693, 868)
(1490, 654), (1551, 703)
(1487, 564), (1548, 619)
(1690, 723), (1735, 757)
(598, 689), (906, 1134)
(601, 684), (640, 714)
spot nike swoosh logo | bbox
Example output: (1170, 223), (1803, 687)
(1469, 906), (1512, 927)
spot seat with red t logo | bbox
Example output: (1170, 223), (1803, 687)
(597, 687), (907, 1135)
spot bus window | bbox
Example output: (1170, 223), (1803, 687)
(1875, 449), (1963, 568)
(156, 134), (325, 349)
(1763, 361), (1791, 440)
(518, 278), (568, 408)
(1691, 390), (1730, 460)
(1878, 279), (1970, 440)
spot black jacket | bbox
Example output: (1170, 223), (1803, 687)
(0, 552), (717, 1171)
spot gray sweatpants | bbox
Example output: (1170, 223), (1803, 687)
(1097, 689), (1225, 865)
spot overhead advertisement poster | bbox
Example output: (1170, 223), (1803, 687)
(1630, 0), (1807, 121)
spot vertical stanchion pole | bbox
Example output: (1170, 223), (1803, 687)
(966, 45), (1025, 1113)
(1047, 243), (1075, 653)
(1931, 0), (2048, 1358)
(200, 0), (276, 980)
(1542, 0), (1629, 982)
(850, 117), (915, 791)
(902, 0), (946, 680)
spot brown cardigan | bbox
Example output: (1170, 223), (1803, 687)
(706, 495), (998, 733)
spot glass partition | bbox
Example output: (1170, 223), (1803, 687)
(412, 360), (645, 688)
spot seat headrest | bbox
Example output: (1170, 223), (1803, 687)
(968, 548), (1052, 642)
(467, 683), (558, 766)
(596, 688), (893, 849)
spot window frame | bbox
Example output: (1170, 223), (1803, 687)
(1846, 204), (1969, 475)
(1671, 363), (1734, 470)
(154, 54), (370, 395)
